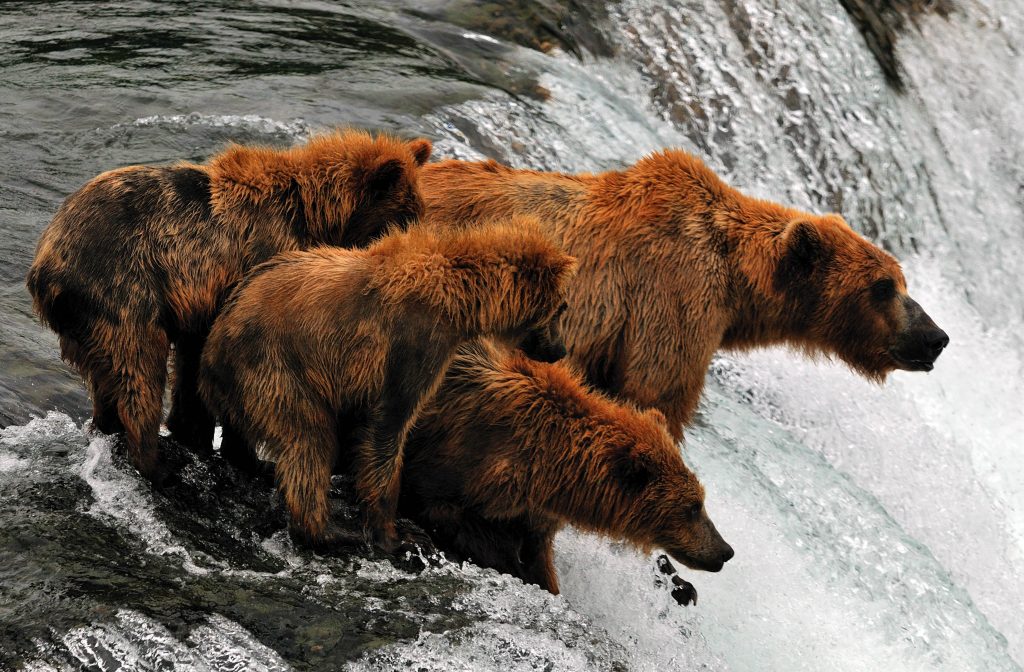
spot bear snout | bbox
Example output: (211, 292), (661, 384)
(891, 296), (949, 370)
(665, 537), (734, 573)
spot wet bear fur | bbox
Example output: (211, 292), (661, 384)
(421, 152), (949, 440)
(26, 130), (431, 481)
(198, 219), (576, 553)
(400, 339), (734, 597)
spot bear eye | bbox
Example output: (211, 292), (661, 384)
(869, 278), (896, 302)
(688, 503), (702, 520)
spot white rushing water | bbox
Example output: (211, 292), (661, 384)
(6, 0), (1023, 669)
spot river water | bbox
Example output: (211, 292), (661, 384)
(1, 1), (1022, 670)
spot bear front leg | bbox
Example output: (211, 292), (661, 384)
(358, 342), (445, 554)
(220, 420), (272, 481)
(274, 426), (358, 550)
(519, 529), (560, 594)
(166, 334), (215, 453)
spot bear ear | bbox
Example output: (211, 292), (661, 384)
(776, 220), (823, 284)
(366, 157), (406, 196)
(407, 138), (432, 166)
(611, 445), (655, 494)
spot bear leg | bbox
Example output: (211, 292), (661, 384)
(274, 426), (337, 545)
(166, 334), (215, 453)
(89, 361), (124, 435)
(358, 344), (443, 554)
(92, 395), (124, 435)
(519, 529), (559, 594)
(111, 325), (170, 483)
(220, 420), (273, 482)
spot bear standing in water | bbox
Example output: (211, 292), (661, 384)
(421, 152), (949, 440)
(27, 130), (431, 482)
(401, 339), (734, 602)
(199, 220), (576, 554)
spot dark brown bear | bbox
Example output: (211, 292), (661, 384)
(198, 219), (576, 553)
(26, 130), (431, 482)
(421, 152), (949, 440)
(401, 339), (734, 601)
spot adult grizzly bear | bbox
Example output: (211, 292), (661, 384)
(400, 339), (734, 603)
(199, 220), (576, 553)
(27, 130), (432, 482)
(421, 152), (949, 440)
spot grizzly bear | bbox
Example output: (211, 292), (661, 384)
(26, 130), (431, 482)
(198, 219), (576, 553)
(400, 339), (734, 602)
(421, 152), (949, 440)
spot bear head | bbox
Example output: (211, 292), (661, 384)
(290, 130), (431, 248)
(609, 408), (734, 572)
(772, 215), (948, 379)
(517, 300), (570, 363)
(459, 218), (577, 364)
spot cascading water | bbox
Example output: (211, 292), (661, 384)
(1, 1), (1021, 670)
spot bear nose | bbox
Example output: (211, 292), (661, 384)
(720, 543), (735, 564)
(926, 329), (949, 357)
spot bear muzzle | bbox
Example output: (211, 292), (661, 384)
(666, 542), (735, 573)
(889, 296), (949, 371)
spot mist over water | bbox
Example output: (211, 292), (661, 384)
(1, 1), (1022, 670)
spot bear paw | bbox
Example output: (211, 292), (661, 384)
(670, 577), (698, 606)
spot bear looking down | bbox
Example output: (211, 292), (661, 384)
(400, 339), (734, 601)
(26, 130), (431, 482)
(421, 151), (949, 440)
(198, 219), (577, 554)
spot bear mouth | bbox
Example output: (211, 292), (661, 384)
(889, 351), (936, 372)
(665, 548), (726, 573)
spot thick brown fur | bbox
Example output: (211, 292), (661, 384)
(400, 339), (734, 594)
(421, 152), (948, 440)
(26, 130), (432, 481)
(198, 219), (576, 552)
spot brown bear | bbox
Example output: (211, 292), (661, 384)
(198, 219), (576, 553)
(400, 339), (734, 602)
(420, 152), (949, 440)
(26, 130), (431, 482)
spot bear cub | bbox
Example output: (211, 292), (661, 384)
(27, 129), (431, 482)
(400, 339), (734, 602)
(199, 218), (576, 553)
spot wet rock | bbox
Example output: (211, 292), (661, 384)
(837, 0), (955, 91)
(414, 0), (616, 59)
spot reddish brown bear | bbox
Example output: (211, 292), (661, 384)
(400, 339), (734, 602)
(198, 220), (576, 553)
(421, 152), (949, 440)
(27, 130), (431, 481)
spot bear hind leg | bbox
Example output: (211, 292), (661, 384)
(88, 355), (124, 435)
(110, 325), (169, 482)
(166, 334), (215, 453)
(357, 344), (443, 554)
